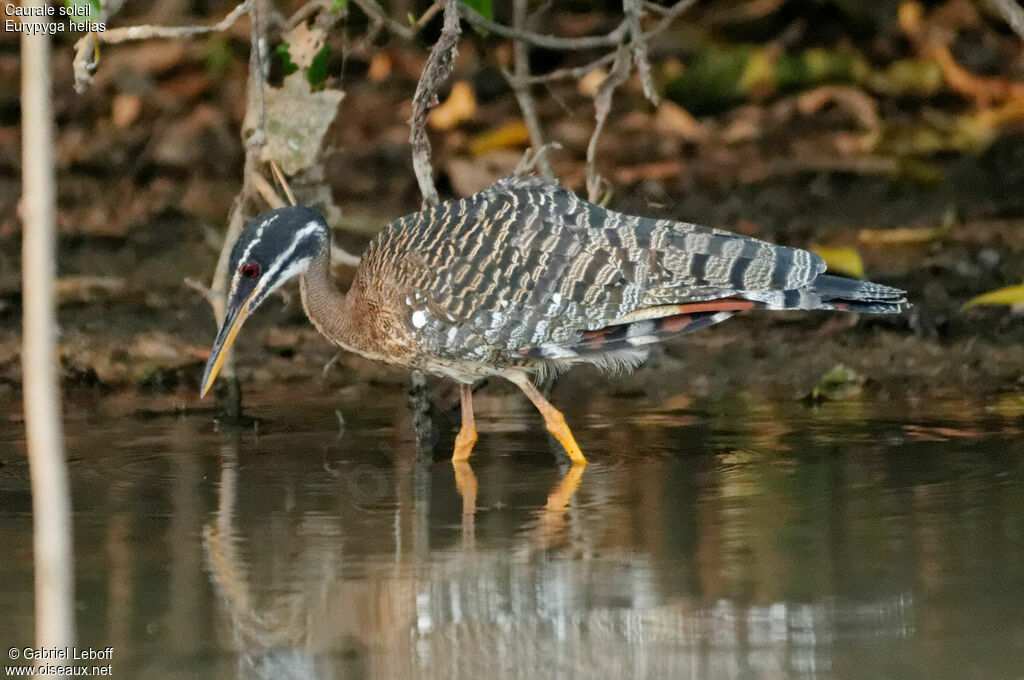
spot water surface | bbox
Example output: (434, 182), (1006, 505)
(1, 385), (1023, 679)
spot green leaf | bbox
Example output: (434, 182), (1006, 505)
(274, 43), (299, 77)
(459, 0), (492, 20)
(306, 44), (331, 87)
(330, 0), (350, 11)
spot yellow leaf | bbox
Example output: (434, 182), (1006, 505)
(962, 284), (1024, 309)
(367, 52), (392, 82)
(469, 120), (530, 156)
(428, 81), (477, 130)
(986, 394), (1024, 419)
(578, 68), (607, 97)
(811, 246), (864, 279)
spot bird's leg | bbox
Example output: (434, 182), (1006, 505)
(452, 383), (477, 462)
(506, 373), (588, 465)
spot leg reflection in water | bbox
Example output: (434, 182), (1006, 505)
(451, 459), (587, 550)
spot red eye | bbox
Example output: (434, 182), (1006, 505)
(240, 263), (260, 278)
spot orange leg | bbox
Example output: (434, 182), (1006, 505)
(507, 373), (588, 465)
(452, 383), (477, 462)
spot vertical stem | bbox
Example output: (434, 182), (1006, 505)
(408, 0), (462, 207)
(510, 0), (554, 178)
(20, 1), (75, 660)
(207, 0), (264, 413)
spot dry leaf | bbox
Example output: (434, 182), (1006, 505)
(653, 101), (705, 141)
(368, 52), (392, 82)
(811, 246), (865, 279)
(260, 73), (344, 175)
(962, 284), (1024, 310)
(578, 68), (607, 97)
(283, 23), (326, 69)
(469, 121), (529, 155)
(428, 81), (477, 130)
(111, 94), (141, 129)
(858, 224), (949, 244)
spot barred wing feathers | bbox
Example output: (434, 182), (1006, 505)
(362, 176), (902, 363)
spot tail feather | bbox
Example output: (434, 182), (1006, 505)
(521, 309), (737, 359)
(740, 275), (908, 314)
(518, 275), (908, 361)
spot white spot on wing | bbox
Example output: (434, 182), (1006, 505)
(412, 310), (427, 328)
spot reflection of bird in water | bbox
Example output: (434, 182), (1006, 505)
(201, 175), (907, 464)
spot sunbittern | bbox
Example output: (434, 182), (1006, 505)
(201, 176), (907, 464)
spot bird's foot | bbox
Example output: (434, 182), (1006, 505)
(451, 425), (477, 462)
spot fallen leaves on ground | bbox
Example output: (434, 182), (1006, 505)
(428, 81), (477, 130)
(962, 284), (1024, 310)
(469, 120), (529, 156)
(811, 246), (865, 279)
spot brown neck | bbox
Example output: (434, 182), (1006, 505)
(299, 246), (361, 352)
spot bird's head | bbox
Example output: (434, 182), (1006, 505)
(201, 206), (328, 397)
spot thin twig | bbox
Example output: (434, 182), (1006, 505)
(72, 1), (249, 92)
(519, 51), (619, 85)
(247, 0), (267, 148)
(331, 245), (362, 267)
(350, 0), (416, 39)
(586, 45), (632, 203)
(21, 0), (75, 655)
(459, 4), (629, 50)
(184, 277), (218, 306)
(624, 0), (659, 104)
(257, 165), (360, 266)
(269, 160), (297, 207)
(408, 0), (462, 208)
(251, 171), (285, 209)
(505, 0), (554, 177)
(990, 0), (1024, 42)
(645, 0), (700, 35)
(203, 0), (268, 403)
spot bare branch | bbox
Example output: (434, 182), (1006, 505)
(203, 0), (269, 402)
(251, 171), (285, 210)
(21, 0), (75, 653)
(408, 0), (462, 207)
(990, 0), (1024, 42)
(350, 0), (416, 39)
(331, 245), (362, 267)
(184, 277), (218, 306)
(73, 1), (250, 92)
(459, 4), (629, 50)
(505, 0), (554, 177)
(646, 0), (700, 35)
(586, 45), (632, 203)
(518, 51), (619, 85)
(269, 160), (297, 207)
(624, 0), (659, 104)
(246, 0), (267, 148)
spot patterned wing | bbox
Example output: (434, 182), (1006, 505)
(369, 176), (826, 361)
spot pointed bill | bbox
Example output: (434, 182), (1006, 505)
(201, 290), (256, 397)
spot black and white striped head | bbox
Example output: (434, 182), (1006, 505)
(201, 206), (328, 396)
